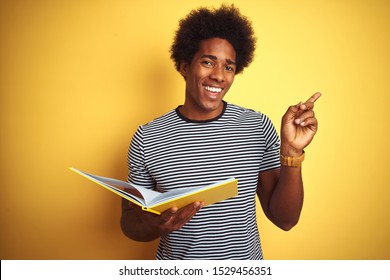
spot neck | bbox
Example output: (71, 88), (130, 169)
(178, 101), (226, 122)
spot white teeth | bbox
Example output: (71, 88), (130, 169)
(204, 86), (222, 93)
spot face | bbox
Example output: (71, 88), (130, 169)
(179, 38), (236, 120)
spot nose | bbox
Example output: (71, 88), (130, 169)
(210, 65), (225, 82)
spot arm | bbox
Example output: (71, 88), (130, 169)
(257, 165), (303, 231)
(257, 92), (321, 231)
(120, 126), (203, 242)
(120, 199), (203, 242)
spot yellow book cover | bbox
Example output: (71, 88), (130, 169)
(70, 167), (238, 215)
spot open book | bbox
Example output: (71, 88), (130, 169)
(70, 168), (238, 215)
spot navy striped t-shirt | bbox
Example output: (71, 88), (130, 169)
(127, 101), (280, 259)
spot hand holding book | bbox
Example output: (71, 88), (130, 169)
(123, 199), (205, 239)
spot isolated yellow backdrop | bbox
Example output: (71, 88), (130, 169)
(1, 0), (389, 259)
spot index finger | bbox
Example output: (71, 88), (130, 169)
(300, 92), (321, 110)
(306, 92), (321, 104)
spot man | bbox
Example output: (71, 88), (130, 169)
(120, 4), (320, 259)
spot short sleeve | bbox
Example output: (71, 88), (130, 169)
(259, 114), (281, 172)
(127, 126), (156, 189)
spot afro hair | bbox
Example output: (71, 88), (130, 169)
(170, 4), (256, 75)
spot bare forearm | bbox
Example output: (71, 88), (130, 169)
(269, 165), (304, 230)
(120, 209), (163, 242)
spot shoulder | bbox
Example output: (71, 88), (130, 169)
(225, 103), (272, 125)
(132, 109), (185, 142)
(144, 109), (178, 127)
(136, 109), (179, 132)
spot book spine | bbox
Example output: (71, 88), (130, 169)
(142, 207), (161, 215)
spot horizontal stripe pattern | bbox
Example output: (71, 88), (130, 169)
(127, 102), (280, 259)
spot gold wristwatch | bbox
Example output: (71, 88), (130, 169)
(280, 151), (305, 167)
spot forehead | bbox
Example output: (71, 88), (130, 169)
(196, 38), (236, 60)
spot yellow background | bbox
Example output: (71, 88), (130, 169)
(1, 0), (389, 259)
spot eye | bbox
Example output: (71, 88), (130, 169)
(202, 60), (214, 67)
(225, 65), (235, 72)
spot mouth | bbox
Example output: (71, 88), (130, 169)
(203, 85), (223, 94)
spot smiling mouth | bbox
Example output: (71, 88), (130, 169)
(204, 85), (223, 93)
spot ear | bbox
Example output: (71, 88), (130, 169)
(179, 61), (188, 79)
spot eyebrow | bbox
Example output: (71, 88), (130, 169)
(201, 54), (236, 65)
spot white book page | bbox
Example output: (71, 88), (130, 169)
(148, 186), (203, 206)
(97, 181), (146, 206)
(87, 173), (162, 205)
(148, 178), (234, 206)
(73, 169), (161, 206)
